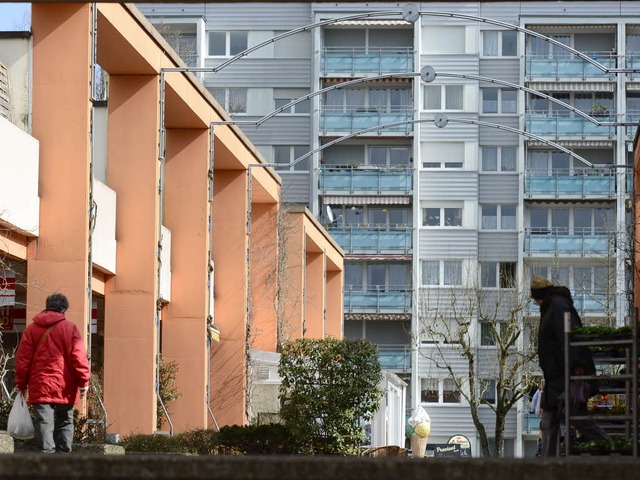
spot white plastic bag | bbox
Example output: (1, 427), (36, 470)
(7, 392), (34, 440)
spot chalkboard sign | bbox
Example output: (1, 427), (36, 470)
(433, 444), (461, 457)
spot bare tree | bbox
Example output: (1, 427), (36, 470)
(416, 266), (537, 457)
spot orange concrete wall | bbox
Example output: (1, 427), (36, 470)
(282, 214), (305, 341)
(250, 202), (278, 352)
(211, 170), (249, 426)
(162, 128), (210, 430)
(103, 74), (160, 435)
(305, 252), (325, 339)
(28, 3), (91, 335)
(325, 270), (343, 338)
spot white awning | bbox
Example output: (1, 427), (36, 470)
(323, 196), (410, 205)
(332, 19), (410, 26)
(527, 140), (613, 148)
(528, 82), (614, 92)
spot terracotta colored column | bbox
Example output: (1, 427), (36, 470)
(282, 216), (304, 342)
(27, 3), (91, 334)
(325, 270), (343, 338)
(305, 252), (325, 339)
(249, 202), (278, 353)
(103, 74), (160, 435)
(161, 128), (210, 430)
(211, 170), (249, 426)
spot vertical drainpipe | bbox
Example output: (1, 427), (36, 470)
(88, 2), (108, 439)
(157, 70), (173, 436)
(206, 124), (219, 430)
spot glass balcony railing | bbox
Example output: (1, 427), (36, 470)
(528, 293), (614, 315)
(526, 113), (615, 138)
(524, 228), (613, 257)
(377, 344), (411, 371)
(524, 169), (615, 198)
(523, 412), (541, 434)
(321, 47), (414, 75)
(327, 225), (412, 254)
(319, 165), (413, 194)
(625, 112), (640, 137)
(344, 287), (412, 314)
(320, 106), (413, 135)
(525, 52), (616, 79)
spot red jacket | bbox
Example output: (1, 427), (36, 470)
(15, 310), (90, 405)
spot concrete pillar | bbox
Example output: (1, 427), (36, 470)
(282, 218), (304, 342)
(28, 3), (91, 334)
(104, 74), (160, 435)
(325, 270), (343, 338)
(305, 252), (325, 339)
(249, 203), (278, 353)
(211, 170), (249, 426)
(162, 128), (210, 430)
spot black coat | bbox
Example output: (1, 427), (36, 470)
(536, 287), (596, 409)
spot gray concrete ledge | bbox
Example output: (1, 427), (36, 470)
(0, 432), (13, 454)
(0, 454), (639, 480)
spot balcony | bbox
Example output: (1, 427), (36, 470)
(344, 286), (412, 314)
(528, 293), (614, 315)
(524, 169), (615, 199)
(523, 412), (541, 435)
(321, 47), (414, 76)
(320, 106), (413, 135)
(625, 111), (640, 138)
(524, 228), (612, 257)
(525, 52), (616, 80)
(319, 165), (413, 194)
(327, 225), (412, 254)
(378, 344), (411, 371)
(526, 112), (615, 139)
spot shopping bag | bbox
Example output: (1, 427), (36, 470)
(7, 392), (34, 440)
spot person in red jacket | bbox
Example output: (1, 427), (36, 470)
(15, 293), (90, 454)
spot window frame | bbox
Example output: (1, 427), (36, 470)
(422, 206), (463, 228)
(482, 88), (518, 115)
(480, 204), (517, 231)
(480, 261), (517, 289)
(420, 377), (463, 404)
(207, 30), (248, 57)
(480, 146), (517, 173)
(421, 259), (463, 286)
(481, 30), (518, 58)
(423, 84), (464, 111)
(209, 87), (248, 114)
(273, 145), (310, 172)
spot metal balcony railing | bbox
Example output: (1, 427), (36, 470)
(526, 112), (616, 138)
(524, 227), (613, 257)
(377, 344), (411, 371)
(343, 285), (412, 313)
(319, 165), (413, 194)
(524, 168), (615, 198)
(320, 105), (413, 135)
(321, 46), (414, 75)
(327, 225), (412, 254)
(525, 51), (617, 79)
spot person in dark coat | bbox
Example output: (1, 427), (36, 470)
(15, 293), (90, 454)
(531, 276), (610, 457)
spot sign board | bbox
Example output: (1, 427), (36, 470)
(433, 443), (461, 457)
(448, 434), (472, 457)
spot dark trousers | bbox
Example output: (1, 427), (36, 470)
(33, 403), (75, 454)
(541, 406), (610, 457)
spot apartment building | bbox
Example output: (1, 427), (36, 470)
(137, 1), (638, 456)
(0, 3), (343, 437)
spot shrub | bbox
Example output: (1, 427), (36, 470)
(216, 424), (295, 455)
(0, 397), (11, 430)
(174, 429), (219, 455)
(120, 433), (188, 454)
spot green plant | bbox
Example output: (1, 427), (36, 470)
(174, 428), (219, 455)
(278, 338), (383, 455)
(74, 371), (108, 444)
(0, 397), (11, 430)
(157, 356), (181, 429)
(573, 325), (632, 336)
(120, 433), (188, 454)
(215, 424), (295, 455)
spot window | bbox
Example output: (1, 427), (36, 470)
(482, 31), (517, 57)
(323, 87), (410, 113)
(481, 146), (517, 172)
(369, 146), (411, 166)
(344, 262), (411, 290)
(481, 204), (516, 230)
(424, 85), (463, 110)
(480, 322), (496, 346)
(208, 87), (247, 114)
(482, 88), (517, 114)
(480, 379), (497, 404)
(423, 207), (462, 227)
(528, 92), (614, 117)
(422, 142), (464, 169)
(420, 378), (462, 404)
(274, 90), (311, 114)
(422, 260), (462, 286)
(481, 262), (516, 288)
(273, 145), (309, 171)
(208, 31), (248, 56)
